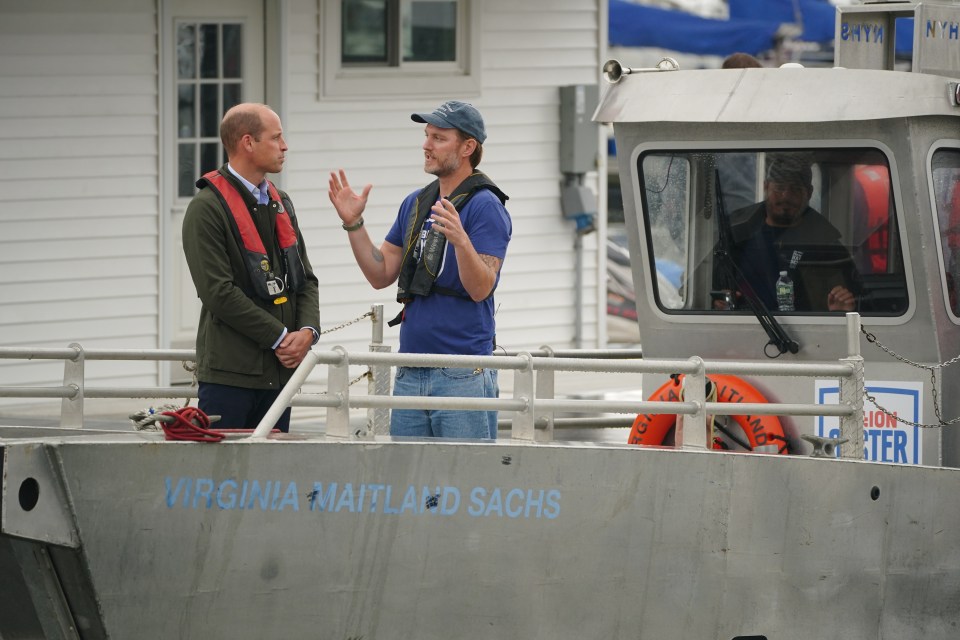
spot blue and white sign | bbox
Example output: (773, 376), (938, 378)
(815, 380), (923, 465)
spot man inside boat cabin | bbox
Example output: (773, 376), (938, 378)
(328, 100), (512, 440)
(714, 152), (859, 312)
(182, 103), (321, 431)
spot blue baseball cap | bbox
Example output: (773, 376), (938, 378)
(411, 100), (486, 144)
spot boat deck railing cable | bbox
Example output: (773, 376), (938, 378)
(0, 306), (867, 458)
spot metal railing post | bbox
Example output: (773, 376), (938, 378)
(535, 346), (556, 440)
(676, 357), (708, 450)
(250, 348), (321, 438)
(839, 312), (865, 459)
(367, 304), (391, 435)
(511, 352), (536, 440)
(60, 343), (84, 428)
(0, 343), (862, 448)
(325, 346), (351, 438)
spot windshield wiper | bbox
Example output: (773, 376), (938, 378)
(713, 168), (800, 357)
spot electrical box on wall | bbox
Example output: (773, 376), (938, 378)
(559, 84), (600, 175)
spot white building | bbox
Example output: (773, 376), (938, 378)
(0, 0), (610, 394)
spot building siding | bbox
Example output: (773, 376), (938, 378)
(285, 0), (603, 355)
(0, 0), (605, 400)
(0, 0), (160, 392)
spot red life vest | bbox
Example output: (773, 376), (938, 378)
(198, 169), (307, 303)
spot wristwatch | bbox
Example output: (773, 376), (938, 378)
(305, 327), (320, 345)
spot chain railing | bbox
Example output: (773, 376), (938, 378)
(1, 309), (872, 459)
(861, 325), (960, 428)
(0, 307), (383, 429)
(245, 313), (867, 459)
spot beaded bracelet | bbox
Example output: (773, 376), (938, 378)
(342, 217), (364, 232)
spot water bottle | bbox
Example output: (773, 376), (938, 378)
(419, 218), (446, 273)
(776, 270), (794, 311)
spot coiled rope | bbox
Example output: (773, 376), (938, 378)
(157, 406), (224, 443)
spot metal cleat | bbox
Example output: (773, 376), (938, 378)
(801, 433), (848, 458)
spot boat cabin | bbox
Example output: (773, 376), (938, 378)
(596, 0), (960, 466)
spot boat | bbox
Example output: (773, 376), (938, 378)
(3, 2), (960, 637)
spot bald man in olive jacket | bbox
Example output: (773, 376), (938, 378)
(183, 103), (320, 431)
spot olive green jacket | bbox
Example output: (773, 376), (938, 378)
(182, 169), (320, 390)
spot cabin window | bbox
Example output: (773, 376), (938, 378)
(932, 147), (960, 318)
(321, 0), (480, 98)
(637, 148), (908, 316)
(176, 22), (244, 198)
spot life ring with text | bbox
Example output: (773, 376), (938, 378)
(628, 374), (790, 454)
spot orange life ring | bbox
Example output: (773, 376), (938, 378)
(628, 374), (790, 454)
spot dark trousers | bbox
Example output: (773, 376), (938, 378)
(197, 382), (291, 432)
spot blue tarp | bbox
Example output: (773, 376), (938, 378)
(608, 0), (916, 72)
(609, 0), (783, 56)
(894, 18), (914, 55)
(729, 0), (836, 44)
(610, 0), (913, 58)
(731, 0), (914, 54)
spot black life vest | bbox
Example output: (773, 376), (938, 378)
(197, 169), (307, 303)
(396, 172), (508, 304)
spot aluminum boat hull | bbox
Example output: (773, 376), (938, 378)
(2, 432), (958, 639)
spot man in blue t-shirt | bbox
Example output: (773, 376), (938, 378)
(328, 100), (512, 439)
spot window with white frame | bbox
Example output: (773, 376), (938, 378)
(176, 21), (244, 197)
(322, 0), (480, 98)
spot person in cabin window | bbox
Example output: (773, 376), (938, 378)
(715, 152), (859, 312)
(328, 101), (512, 439)
(182, 103), (320, 431)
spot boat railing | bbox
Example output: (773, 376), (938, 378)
(0, 306), (866, 458)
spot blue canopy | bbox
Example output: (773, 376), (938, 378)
(609, 1), (914, 63)
(730, 0), (912, 53)
(894, 18), (915, 55)
(729, 0), (836, 44)
(609, 0), (783, 57)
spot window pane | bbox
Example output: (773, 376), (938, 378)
(178, 143), (196, 198)
(343, 0), (388, 63)
(200, 84), (219, 138)
(933, 148), (960, 316)
(177, 21), (244, 198)
(223, 83), (242, 114)
(222, 24), (242, 78)
(639, 148), (907, 315)
(177, 24), (196, 79)
(199, 24), (219, 78)
(404, 1), (456, 62)
(201, 142), (219, 176)
(177, 84), (195, 138)
(641, 154), (689, 310)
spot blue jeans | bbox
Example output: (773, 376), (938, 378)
(390, 367), (499, 439)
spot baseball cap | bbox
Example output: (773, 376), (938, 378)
(411, 100), (487, 144)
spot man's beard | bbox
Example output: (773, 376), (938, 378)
(426, 152), (461, 178)
(767, 201), (804, 227)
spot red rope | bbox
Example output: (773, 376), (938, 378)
(160, 407), (225, 443)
